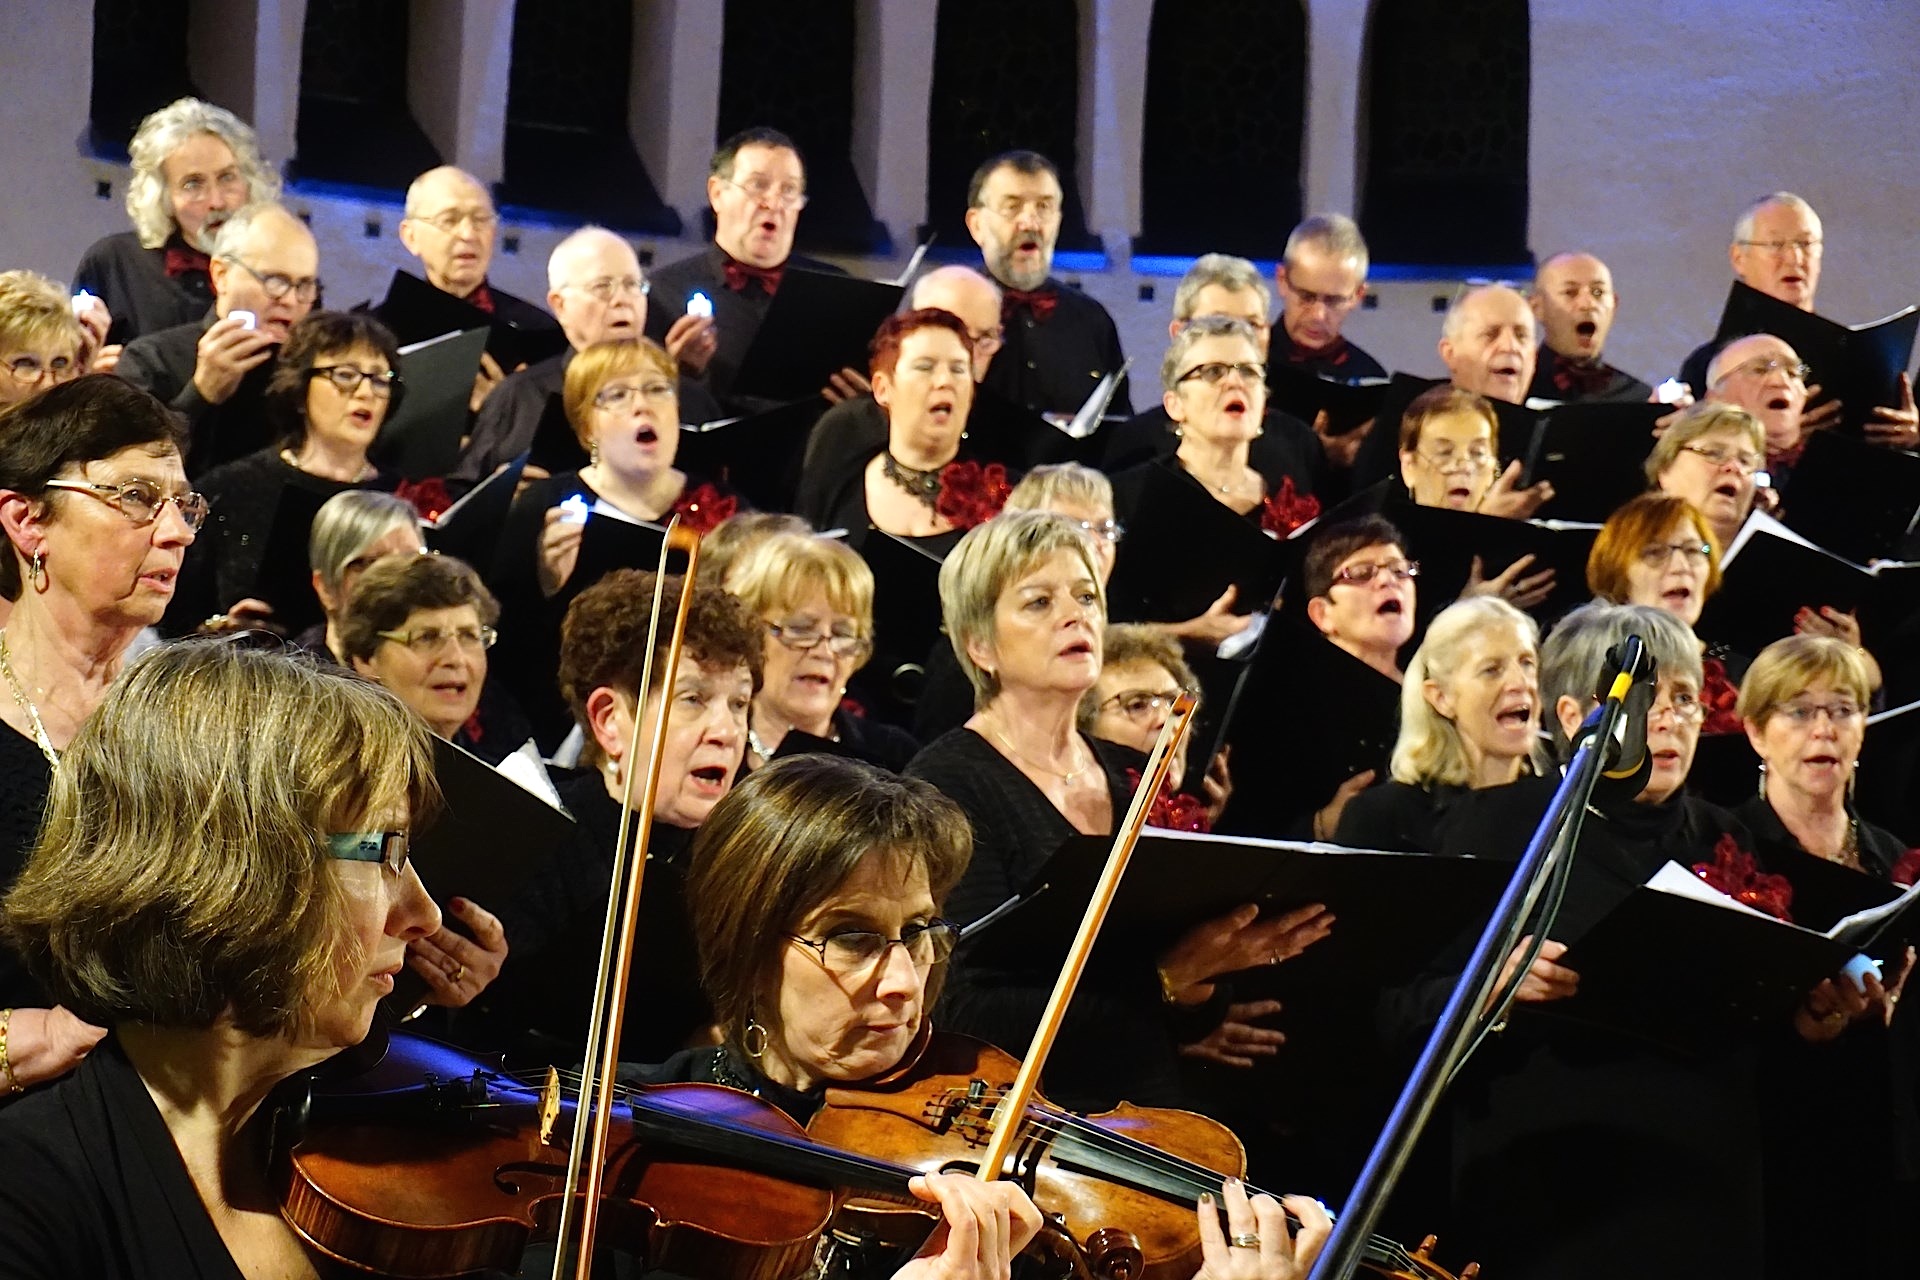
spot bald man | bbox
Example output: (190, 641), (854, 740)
(451, 226), (720, 485)
(1526, 252), (1653, 403)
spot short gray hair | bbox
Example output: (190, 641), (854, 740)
(1284, 214), (1369, 277)
(1160, 314), (1262, 393)
(1005, 463), (1114, 516)
(1540, 602), (1702, 750)
(1173, 254), (1271, 323)
(1390, 597), (1542, 787)
(1440, 284), (1532, 345)
(939, 511), (1105, 709)
(208, 202), (301, 263)
(125, 98), (280, 249)
(1733, 192), (1821, 245)
(308, 490), (422, 596)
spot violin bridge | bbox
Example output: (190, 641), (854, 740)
(537, 1067), (561, 1146)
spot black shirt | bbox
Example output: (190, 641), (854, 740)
(0, 723), (53, 1011)
(73, 230), (214, 347)
(1268, 324), (1387, 380)
(1527, 349), (1655, 404)
(116, 312), (279, 477)
(764, 706), (919, 774)
(982, 275), (1134, 418)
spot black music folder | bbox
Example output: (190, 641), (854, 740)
(1780, 429), (1920, 565)
(1520, 401), (1666, 523)
(1264, 364), (1390, 437)
(731, 267), (905, 400)
(960, 829), (1511, 992)
(559, 510), (691, 609)
(1353, 372), (1543, 486)
(1699, 515), (1878, 658)
(247, 482), (331, 638)
(1105, 461), (1288, 625)
(965, 382), (1114, 471)
(372, 328), (492, 480)
(424, 453), (528, 568)
(1856, 699), (1920, 847)
(860, 531), (948, 682)
(1712, 281), (1920, 431)
(676, 396), (826, 512)
(1382, 495), (1600, 632)
(372, 268), (567, 372)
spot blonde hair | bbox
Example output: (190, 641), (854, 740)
(938, 511), (1105, 709)
(1391, 597), (1541, 786)
(1076, 624), (1197, 733)
(3, 641), (436, 1034)
(1736, 635), (1873, 726)
(125, 98), (280, 248)
(0, 270), (84, 357)
(723, 532), (875, 644)
(562, 338), (678, 451)
(1645, 402), (1766, 484)
(1005, 463), (1114, 516)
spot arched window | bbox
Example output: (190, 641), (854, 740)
(923, 0), (1095, 253)
(499, 0), (678, 233)
(1137, 0), (1307, 260)
(1360, 0), (1529, 265)
(290, 0), (439, 191)
(717, 0), (884, 254)
(89, 0), (196, 156)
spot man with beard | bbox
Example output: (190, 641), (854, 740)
(115, 201), (317, 475)
(643, 127), (863, 412)
(964, 150), (1132, 417)
(1526, 252), (1653, 403)
(1272, 214), (1384, 379)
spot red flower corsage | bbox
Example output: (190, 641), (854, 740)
(1692, 832), (1795, 922)
(1892, 849), (1920, 888)
(673, 482), (738, 535)
(1259, 476), (1321, 538)
(1699, 657), (1742, 736)
(396, 476), (453, 523)
(935, 460), (1011, 531)
(1125, 767), (1212, 834)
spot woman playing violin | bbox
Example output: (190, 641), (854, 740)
(0, 640), (442, 1279)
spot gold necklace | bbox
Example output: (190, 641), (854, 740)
(0, 632), (59, 770)
(984, 718), (1092, 783)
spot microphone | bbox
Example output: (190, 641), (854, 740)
(1570, 635), (1657, 796)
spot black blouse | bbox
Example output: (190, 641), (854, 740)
(0, 723), (53, 1010)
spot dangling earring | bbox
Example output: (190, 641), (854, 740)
(1848, 759), (1859, 804)
(589, 442), (602, 467)
(29, 550), (46, 593)
(741, 1016), (769, 1059)
(601, 754), (622, 789)
(1756, 761), (1769, 800)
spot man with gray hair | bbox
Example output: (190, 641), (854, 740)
(1272, 214), (1384, 378)
(116, 201), (317, 474)
(74, 97), (281, 348)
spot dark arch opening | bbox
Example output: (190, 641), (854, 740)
(88, 0), (197, 158)
(289, 0), (440, 192)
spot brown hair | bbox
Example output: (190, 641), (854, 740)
(263, 310), (405, 447)
(1399, 383), (1499, 453)
(336, 553), (499, 663)
(1076, 624), (1198, 733)
(562, 338), (679, 450)
(4, 641), (437, 1034)
(1586, 493), (1723, 602)
(1301, 515), (1406, 601)
(686, 754), (971, 1049)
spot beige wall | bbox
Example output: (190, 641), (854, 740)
(6, 0), (1916, 393)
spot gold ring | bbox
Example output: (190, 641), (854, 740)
(1230, 1233), (1261, 1249)
(451, 962), (466, 984)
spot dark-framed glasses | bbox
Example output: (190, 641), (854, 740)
(1331, 559), (1419, 586)
(310, 365), (400, 396)
(3, 353), (79, 384)
(767, 621), (871, 658)
(223, 257), (321, 303)
(787, 920), (959, 977)
(42, 478), (209, 532)
(721, 176), (809, 209)
(376, 624), (498, 655)
(1176, 361), (1266, 387)
(1637, 540), (1712, 568)
(1099, 688), (1188, 722)
(327, 830), (410, 877)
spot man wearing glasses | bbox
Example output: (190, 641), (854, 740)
(645, 127), (862, 413)
(1271, 214), (1385, 380)
(116, 202), (319, 475)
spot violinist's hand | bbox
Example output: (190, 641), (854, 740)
(1159, 903), (1335, 1005)
(1180, 1000), (1285, 1069)
(409, 897), (508, 1008)
(1309, 769), (1374, 843)
(1489, 936), (1578, 1012)
(823, 366), (872, 406)
(1165, 586), (1253, 649)
(536, 506), (585, 597)
(1200, 747), (1233, 828)
(1314, 409), (1371, 472)
(894, 1171), (1043, 1280)
(1193, 1178), (1332, 1280)
(1463, 553), (1556, 612)
(1864, 373), (1920, 450)
(1477, 460), (1553, 519)
(2, 1006), (107, 1091)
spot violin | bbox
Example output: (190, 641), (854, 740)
(806, 1030), (1476, 1280)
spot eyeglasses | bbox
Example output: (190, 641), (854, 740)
(568, 276), (649, 303)
(767, 621), (871, 658)
(719, 176), (809, 210)
(1679, 442), (1763, 475)
(376, 624), (498, 655)
(310, 365), (399, 396)
(1650, 687), (1705, 724)
(787, 920), (958, 978)
(1412, 447), (1495, 473)
(1331, 559), (1419, 586)
(223, 257), (321, 303)
(1712, 357), (1810, 386)
(327, 830), (410, 877)
(174, 170), (248, 199)
(3, 353), (79, 384)
(1773, 699), (1863, 728)
(1099, 688), (1189, 722)
(592, 380), (677, 410)
(1283, 284), (1361, 313)
(411, 207), (497, 236)
(1637, 539), (1712, 568)
(1735, 238), (1822, 256)
(42, 478), (210, 532)
(1176, 361), (1266, 387)
(969, 325), (1006, 352)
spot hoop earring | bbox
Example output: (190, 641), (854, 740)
(741, 1017), (769, 1060)
(1756, 761), (1768, 800)
(29, 550), (46, 593)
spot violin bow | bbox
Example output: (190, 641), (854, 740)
(971, 692), (1198, 1185)
(551, 521), (703, 1280)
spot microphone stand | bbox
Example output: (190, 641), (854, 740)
(1308, 690), (1631, 1280)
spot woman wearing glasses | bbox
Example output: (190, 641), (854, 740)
(722, 530), (919, 773)
(0, 272), (87, 414)
(1647, 401), (1768, 555)
(1081, 624), (1230, 827)
(0, 377), (201, 1093)
(161, 311), (405, 637)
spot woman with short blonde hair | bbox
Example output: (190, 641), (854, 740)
(0, 272), (85, 412)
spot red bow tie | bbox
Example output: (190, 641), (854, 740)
(465, 281), (497, 315)
(1286, 336), (1348, 367)
(1550, 354), (1615, 397)
(163, 243), (212, 282)
(722, 258), (785, 297)
(1002, 287), (1059, 323)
